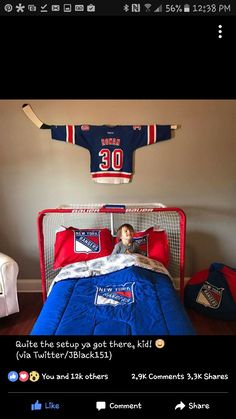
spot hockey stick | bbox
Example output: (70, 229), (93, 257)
(22, 104), (51, 129)
(22, 103), (178, 130)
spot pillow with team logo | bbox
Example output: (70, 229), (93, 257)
(133, 227), (169, 267)
(53, 226), (114, 269)
(115, 227), (169, 267)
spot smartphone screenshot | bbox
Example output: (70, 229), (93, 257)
(0, 1), (235, 417)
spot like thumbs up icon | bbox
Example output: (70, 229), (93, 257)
(31, 400), (42, 411)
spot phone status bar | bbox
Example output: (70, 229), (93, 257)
(1, 1), (235, 16)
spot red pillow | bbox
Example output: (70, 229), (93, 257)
(133, 227), (169, 267)
(114, 227), (169, 267)
(53, 227), (114, 269)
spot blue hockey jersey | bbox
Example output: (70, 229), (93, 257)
(51, 124), (172, 184)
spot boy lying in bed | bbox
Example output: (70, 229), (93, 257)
(112, 224), (146, 256)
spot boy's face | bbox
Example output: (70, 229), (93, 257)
(120, 226), (133, 242)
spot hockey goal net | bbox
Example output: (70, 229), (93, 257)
(37, 204), (186, 301)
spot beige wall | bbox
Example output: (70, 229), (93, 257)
(0, 100), (235, 279)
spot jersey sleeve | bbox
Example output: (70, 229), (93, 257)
(51, 125), (89, 149)
(132, 125), (172, 149)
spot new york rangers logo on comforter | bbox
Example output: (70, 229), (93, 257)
(95, 282), (135, 306)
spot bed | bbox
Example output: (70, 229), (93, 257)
(31, 204), (195, 335)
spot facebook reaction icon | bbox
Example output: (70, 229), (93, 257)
(31, 401), (42, 411)
(8, 371), (18, 382)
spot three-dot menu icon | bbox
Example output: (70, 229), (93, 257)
(218, 25), (223, 38)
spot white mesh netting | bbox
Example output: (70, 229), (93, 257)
(39, 204), (184, 293)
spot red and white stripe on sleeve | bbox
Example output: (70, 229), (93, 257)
(147, 125), (157, 145)
(66, 125), (75, 144)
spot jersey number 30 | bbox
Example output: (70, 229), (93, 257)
(99, 149), (123, 170)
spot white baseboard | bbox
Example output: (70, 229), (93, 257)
(17, 279), (41, 292)
(17, 277), (190, 293)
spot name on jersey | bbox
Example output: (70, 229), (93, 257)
(101, 138), (121, 146)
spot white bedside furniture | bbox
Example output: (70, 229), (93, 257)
(0, 252), (19, 318)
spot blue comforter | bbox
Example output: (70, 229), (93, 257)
(31, 266), (195, 335)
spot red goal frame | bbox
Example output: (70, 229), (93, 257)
(37, 205), (186, 302)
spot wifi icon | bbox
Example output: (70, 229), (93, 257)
(144, 3), (152, 11)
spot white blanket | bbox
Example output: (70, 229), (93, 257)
(48, 254), (172, 295)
